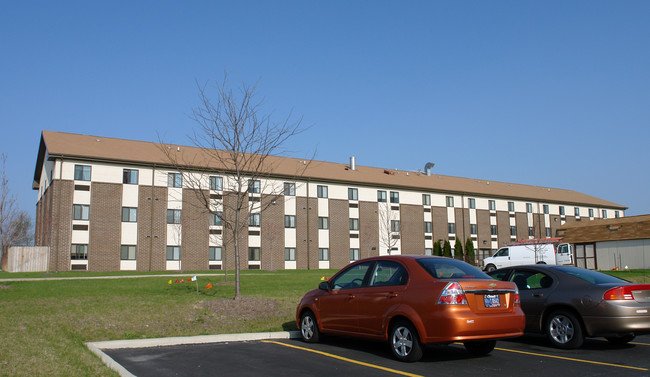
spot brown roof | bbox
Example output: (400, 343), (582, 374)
(34, 130), (626, 209)
(558, 215), (650, 243)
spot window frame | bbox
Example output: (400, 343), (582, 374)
(120, 245), (136, 260)
(121, 207), (137, 222)
(210, 176), (223, 191)
(248, 247), (261, 261)
(390, 191), (399, 204)
(209, 246), (222, 261)
(74, 165), (91, 181)
(284, 215), (296, 228)
(166, 209), (182, 224)
(249, 213), (261, 227)
(348, 188), (358, 201)
(285, 247), (296, 261)
(318, 217), (329, 230)
(166, 246), (180, 261)
(73, 204), (90, 221)
(248, 179), (261, 194)
(377, 190), (387, 203)
(317, 185), (328, 198)
(422, 194), (431, 206)
(349, 218), (359, 231)
(284, 182), (296, 196)
(71, 244), (88, 260)
(123, 169), (139, 185)
(168, 173), (182, 188)
(318, 248), (329, 261)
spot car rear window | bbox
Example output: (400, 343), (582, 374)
(551, 266), (628, 284)
(417, 258), (491, 280)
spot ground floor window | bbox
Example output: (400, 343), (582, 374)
(350, 248), (360, 261)
(285, 248), (296, 261)
(249, 247), (261, 261)
(71, 244), (88, 260)
(120, 245), (136, 260)
(209, 246), (222, 261)
(319, 248), (329, 261)
(166, 246), (180, 261)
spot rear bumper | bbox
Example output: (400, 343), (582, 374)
(420, 309), (526, 344)
(584, 315), (650, 337)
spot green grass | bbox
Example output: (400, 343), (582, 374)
(0, 269), (336, 377)
(602, 269), (650, 283)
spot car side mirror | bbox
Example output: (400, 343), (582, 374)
(318, 281), (330, 291)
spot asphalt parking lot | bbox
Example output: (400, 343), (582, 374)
(97, 333), (650, 377)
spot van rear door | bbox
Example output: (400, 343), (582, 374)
(556, 243), (573, 265)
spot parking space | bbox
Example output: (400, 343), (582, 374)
(102, 334), (650, 377)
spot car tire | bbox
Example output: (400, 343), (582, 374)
(485, 264), (497, 272)
(606, 334), (635, 345)
(390, 320), (423, 362)
(300, 311), (320, 343)
(545, 310), (583, 349)
(464, 340), (496, 356)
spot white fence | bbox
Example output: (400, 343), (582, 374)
(1, 246), (50, 272)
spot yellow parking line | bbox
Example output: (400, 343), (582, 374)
(494, 347), (648, 371)
(261, 340), (423, 377)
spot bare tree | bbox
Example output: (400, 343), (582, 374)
(378, 201), (399, 255)
(1, 154), (33, 260)
(160, 76), (307, 299)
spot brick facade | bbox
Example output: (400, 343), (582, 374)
(400, 204), (424, 253)
(88, 182), (122, 271)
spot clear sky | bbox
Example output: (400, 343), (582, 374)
(1, 1), (649, 217)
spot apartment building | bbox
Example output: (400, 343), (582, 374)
(33, 131), (627, 272)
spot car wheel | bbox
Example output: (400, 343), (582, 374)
(485, 264), (497, 272)
(464, 340), (496, 356)
(606, 334), (635, 345)
(536, 261), (547, 264)
(545, 310), (583, 349)
(390, 320), (423, 362)
(300, 311), (320, 343)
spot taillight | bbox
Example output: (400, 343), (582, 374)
(603, 285), (650, 301)
(437, 282), (467, 305)
(514, 286), (520, 305)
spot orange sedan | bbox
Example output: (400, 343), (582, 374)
(296, 255), (525, 361)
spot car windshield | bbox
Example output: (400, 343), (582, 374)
(417, 258), (491, 280)
(551, 266), (628, 284)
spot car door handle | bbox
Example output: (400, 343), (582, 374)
(386, 293), (398, 298)
(533, 293), (544, 298)
(348, 294), (356, 300)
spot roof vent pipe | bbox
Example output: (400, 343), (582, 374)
(424, 162), (434, 176)
(350, 156), (356, 171)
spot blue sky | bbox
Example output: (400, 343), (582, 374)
(1, 1), (649, 217)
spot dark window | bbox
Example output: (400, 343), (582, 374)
(318, 217), (329, 230)
(248, 180), (261, 194)
(285, 215), (296, 228)
(74, 165), (91, 181)
(508, 201), (515, 212)
(123, 169), (139, 184)
(468, 198), (476, 209)
(349, 248), (360, 261)
(209, 212), (223, 226)
(284, 182), (295, 196)
(391, 220), (400, 232)
(317, 185), (328, 198)
(121, 207), (137, 222)
(446, 196), (454, 207)
(166, 209), (181, 224)
(422, 194), (431, 206)
(491, 225), (498, 236)
(209, 246), (222, 261)
(377, 190), (387, 202)
(489, 200), (496, 211)
(248, 247), (261, 261)
(73, 204), (89, 220)
(543, 205), (549, 214)
(166, 246), (180, 260)
(210, 176), (223, 191)
(349, 218), (359, 231)
(348, 188), (358, 201)
(390, 191), (399, 204)
(318, 248), (329, 261)
(249, 213), (260, 227)
(448, 223), (455, 234)
(168, 173), (182, 188)
(285, 248), (296, 261)
(71, 244), (88, 260)
(470, 224), (477, 234)
(120, 245), (136, 260)
(424, 222), (432, 233)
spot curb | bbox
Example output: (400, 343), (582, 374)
(86, 331), (301, 377)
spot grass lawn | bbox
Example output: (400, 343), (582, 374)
(603, 269), (650, 283)
(0, 269), (336, 377)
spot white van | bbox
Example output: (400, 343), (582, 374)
(483, 243), (573, 272)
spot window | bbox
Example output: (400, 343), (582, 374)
(73, 204), (89, 220)
(510, 226), (517, 236)
(348, 188), (358, 201)
(491, 225), (498, 236)
(369, 260), (408, 287)
(574, 207), (580, 216)
(526, 203), (533, 213)
(489, 200), (496, 211)
(284, 215), (296, 228)
(167, 209), (181, 224)
(209, 212), (223, 226)
(545, 227), (551, 237)
(284, 182), (295, 196)
(210, 176), (223, 191)
(422, 194), (431, 206)
(470, 224), (477, 234)
(602, 210), (607, 219)
(589, 208), (594, 217)
(448, 223), (455, 234)
(317, 185), (328, 198)
(209, 246), (222, 261)
(615, 211), (620, 218)
(390, 191), (399, 204)
(425, 248), (433, 256)
(349, 218), (359, 231)
(350, 248), (360, 261)
(528, 227), (535, 237)
(248, 179), (261, 194)
(168, 173), (182, 188)
(71, 244), (88, 260)
(249, 213), (260, 227)
(508, 201), (515, 212)
(331, 262), (371, 289)
(318, 248), (329, 261)
(166, 246), (180, 261)
(377, 190), (387, 202)
(285, 248), (296, 261)
(123, 169), (138, 184)
(424, 222), (432, 233)
(74, 165), (91, 181)
(318, 217), (329, 230)
(121, 207), (137, 222)
(391, 220), (400, 232)
(248, 247), (260, 261)
(468, 198), (476, 209)
(446, 196), (454, 207)
(543, 205), (549, 214)
(559, 206), (565, 216)
(120, 245), (136, 260)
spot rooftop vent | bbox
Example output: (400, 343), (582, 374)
(350, 156), (356, 171)
(424, 162), (435, 176)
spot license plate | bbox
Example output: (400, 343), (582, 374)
(484, 294), (500, 308)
